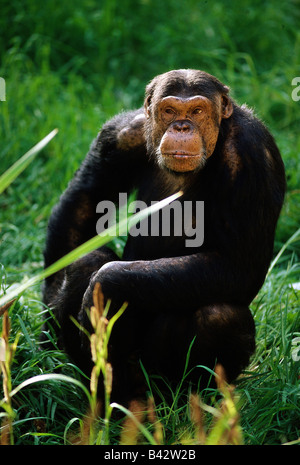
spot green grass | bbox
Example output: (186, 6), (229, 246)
(1, 248), (299, 445)
(1, 0), (300, 445)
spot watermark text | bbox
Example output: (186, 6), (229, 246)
(291, 77), (300, 102)
(96, 193), (204, 248)
(0, 77), (6, 101)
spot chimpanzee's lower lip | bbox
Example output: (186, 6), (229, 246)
(163, 153), (201, 159)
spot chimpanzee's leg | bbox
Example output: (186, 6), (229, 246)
(140, 303), (255, 388)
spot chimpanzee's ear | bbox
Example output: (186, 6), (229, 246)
(144, 95), (152, 118)
(222, 94), (233, 119)
(144, 76), (159, 118)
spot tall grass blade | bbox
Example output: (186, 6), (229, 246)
(4, 373), (91, 404)
(267, 227), (300, 277)
(111, 402), (157, 445)
(0, 129), (58, 194)
(0, 191), (182, 308)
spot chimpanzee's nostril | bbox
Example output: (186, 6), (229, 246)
(173, 121), (191, 132)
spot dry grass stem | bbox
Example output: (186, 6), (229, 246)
(187, 364), (243, 445)
(147, 396), (164, 445)
(189, 393), (206, 444)
(0, 299), (16, 317)
(0, 309), (18, 445)
(120, 400), (147, 445)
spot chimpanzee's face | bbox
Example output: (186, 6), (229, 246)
(145, 70), (233, 173)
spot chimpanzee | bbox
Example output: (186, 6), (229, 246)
(42, 69), (286, 404)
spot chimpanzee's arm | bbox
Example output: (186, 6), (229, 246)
(43, 110), (146, 306)
(84, 207), (275, 316)
(44, 109), (146, 268)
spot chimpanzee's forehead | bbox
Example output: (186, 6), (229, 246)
(152, 70), (226, 101)
(160, 80), (216, 99)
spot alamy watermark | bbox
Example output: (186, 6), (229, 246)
(96, 193), (204, 248)
(0, 77), (6, 101)
(291, 77), (300, 102)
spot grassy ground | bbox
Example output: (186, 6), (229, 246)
(0, 0), (300, 445)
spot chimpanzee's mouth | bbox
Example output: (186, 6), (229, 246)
(163, 152), (201, 158)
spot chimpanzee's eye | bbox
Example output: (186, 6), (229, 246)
(193, 108), (203, 115)
(165, 107), (176, 115)
(161, 107), (176, 123)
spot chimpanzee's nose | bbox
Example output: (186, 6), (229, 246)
(172, 120), (192, 132)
